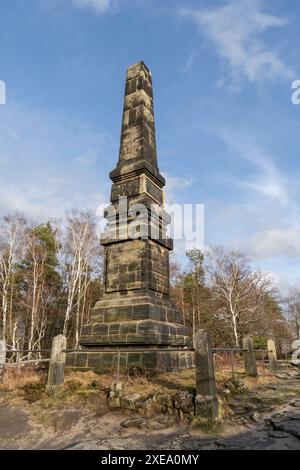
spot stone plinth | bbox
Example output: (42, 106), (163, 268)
(194, 330), (218, 420)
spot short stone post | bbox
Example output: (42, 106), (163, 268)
(243, 337), (258, 377)
(194, 330), (218, 420)
(0, 340), (6, 384)
(46, 335), (66, 395)
(267, 339), (278, 373)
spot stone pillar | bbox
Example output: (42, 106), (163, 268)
(194, 330), (218, 420)
(267, 339), (278, 373)
(46, 335), (66, 394)
(0, 340), (6, 384)
(74, 61), (192, 373)
(243, 337), (258, 377)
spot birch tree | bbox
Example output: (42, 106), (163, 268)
(0, 214), (26, 344)
(61, 211), (101, 344)
(20, 223), (59, 358)
(207, 247), (272, 347)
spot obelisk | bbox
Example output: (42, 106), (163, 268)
(72, 62), (192, 371)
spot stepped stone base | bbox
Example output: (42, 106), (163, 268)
(70, 295), (194, 373)
(67, 349), (195, 373)
(80, 296), (191, 348)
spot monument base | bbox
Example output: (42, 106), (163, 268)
(67, 349), (195, 373)
(70, 293), (193, 373)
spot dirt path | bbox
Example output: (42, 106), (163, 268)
(0, 369), (299, 450)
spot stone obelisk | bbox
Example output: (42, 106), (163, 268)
(72, 62), (192, 371)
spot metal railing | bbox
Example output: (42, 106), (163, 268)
(212, 346), (270, 379)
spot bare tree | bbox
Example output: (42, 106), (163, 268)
(24, 228), (49, 357)
(0, 214), (26, 344)
(186, 249), (205, 334)
(206, 247), (272, 347)
(61, 211), (101, 345)
(285, 289), (300, 340)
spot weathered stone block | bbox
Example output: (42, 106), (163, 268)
(93, 324), (109, 335)
(243, 337), (258, 377)
(195, 395), (219, 421)
(127, 353), (142, 366)
(120, 394), (142, 410)
(81, 324), (93, 336)
(75, 353), (88, 368)
(87, 353), (102, 369)
(174, 391), (195, 414)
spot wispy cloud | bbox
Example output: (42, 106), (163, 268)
(179, 0), (294, 83)
(182, 49), (196, 72)
(71, 0), (117, 15)
(248, 227), (300, 259)
(163, 173), (193, 192)
(77, 150), (99, 165)
(0, 100), (111, 220)
(0, 181), (104, 221)
(216, 127), (291, 205)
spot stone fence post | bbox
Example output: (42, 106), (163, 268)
(194, 330), (218, 420)
(0, 340), (6, 384)
(46, 334), (66, 395)
(267, 339), (278, 373)
(243, 337), (258, 377)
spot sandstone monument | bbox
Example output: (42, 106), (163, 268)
(70, 61), (192, 371)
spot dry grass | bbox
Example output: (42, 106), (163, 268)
(0, 363), (274, 397)
(0, 361), (278, 413)
(0, 365), (47, 391)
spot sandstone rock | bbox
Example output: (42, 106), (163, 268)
(268, 430), (291, 439)
(121, 417), (147, 428)
(173, 391), (194, 414)
(270, 413), (300, 439)
(156, 393), (174, 409)
(275, 374), (288, 380)
(120, 394), (142, 410)
(109, 382), (123, 398)
(108, 397), (121, 409)
(135, 397), (155, 412)
(290, 399), (300, 408)
(108, 382), (124, 408)
(224, 379), (248, 394)
(250, 412), (260, 423)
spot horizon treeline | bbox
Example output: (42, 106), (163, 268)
(0, 211), (299, 358)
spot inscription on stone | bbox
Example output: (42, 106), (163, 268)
(111, 178), (140, 200)
(146, 179), (162, 203)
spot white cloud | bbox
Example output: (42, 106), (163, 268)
(72, 0), (116, 14)
(0, 180), (104, 222)
(77, 150), (99, 165)
(163, 173), (193, 206)
(180, 0), (294, 83)
(0, 80), (6, 105)
(248, 228), (300, 259)
(0, 100), (112, 221)
(264, 269), (300, 297)
(163, 173), (193, 192)
(216, 127), (291, 205)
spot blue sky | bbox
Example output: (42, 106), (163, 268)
(0, 0), (299, 293)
